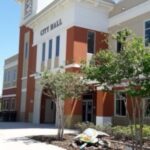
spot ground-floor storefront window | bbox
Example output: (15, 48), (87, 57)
(145, 98), (150, 117)
(82, 93), (95, 123)
(115, 92), (126, 116)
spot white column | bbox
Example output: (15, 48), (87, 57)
(33, 79), (43, 124)
(96, 116), (112, 126)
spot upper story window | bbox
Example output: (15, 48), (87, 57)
(42, 42), (46, 62)
(56, 36), (60, 57)
(48, 39), (52, 59)
(13, 69), (17, 81)
(7, 71), (10, 82)
(116, 31), (126, 53)
(4, 71), (7, 82)
(115, 92), (126, 116)
(145, 20), (150, 47)
(24, 42), (29, 59)
(24, 0), (32, 18)
(87, 31), (95, 54)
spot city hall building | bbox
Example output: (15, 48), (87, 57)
(1, 0), (150, 126)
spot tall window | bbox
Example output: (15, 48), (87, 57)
(87, 31), (95, 53)
(7, 71), (10, 82)
(42, 42), (46, 61)
(56, 36), (60, 57)
(117, 41), (122, 53)
(13, 69), (17, 81)
(48, 39), (52, 59)
(145, 20), (150, 47)
(145, 98), (150, 117)
(24, 42), (29, 58)
(116, 31), (126, 53)
(4, 71), (7, 82)
(115, 92), (126, 116)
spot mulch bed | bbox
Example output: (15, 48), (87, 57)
(29, 134), (150, 150)
(29, 134), (78, 150)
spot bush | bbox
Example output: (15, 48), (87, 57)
(75, 122), (150, 140)
(112, 126), (132, 140)
(143, 125), (150, 138)
(75, 122), (112, 134)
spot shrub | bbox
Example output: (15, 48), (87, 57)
(75, 122), (150, 140)
(74, 122), (112, 134)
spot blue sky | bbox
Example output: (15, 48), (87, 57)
(0, 0), (20, 95)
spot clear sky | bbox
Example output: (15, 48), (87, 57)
(0, 0), (20, 95)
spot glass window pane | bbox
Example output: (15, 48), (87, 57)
(87, 31), (95, 53)
(48, 39), (52, 59)
(25, 42), (28, 58)
(145, 21), (150, 29)
(145, 29), (150, 47)
(56, 36), (60, 57)
(145, 99), (150, 117)
(116, 100), (120, 115)
(42, 43), (46, 61)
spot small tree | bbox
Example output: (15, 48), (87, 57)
(40, 70), (87, 140)
(82, 29), (150, 149)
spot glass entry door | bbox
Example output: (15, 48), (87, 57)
(82, 94), (93, 122)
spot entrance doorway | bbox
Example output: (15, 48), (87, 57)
(82, 94), (95, 122)
(40, 95), (56, 124)
(45, 99), (56, 123)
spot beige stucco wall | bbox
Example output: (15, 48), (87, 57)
(3, 54), (18, 88)
(3, 66), (18, 88)
(5, 54), (18, 65)
(109, 12), (150, 51)
(109, 0), (148, 17)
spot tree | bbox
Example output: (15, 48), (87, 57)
(82, 29), (150, 150)
(40, 70), (87, 140)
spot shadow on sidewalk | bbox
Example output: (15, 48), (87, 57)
(0, 122), (55, 130)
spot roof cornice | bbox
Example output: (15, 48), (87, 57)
(109, 0), (150, 27)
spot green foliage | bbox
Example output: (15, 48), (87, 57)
(75, 122), (112, 135)
(82, 28), (150, 97)
(112, 125), (150, 140)
(82, 50), (120, 90)
(41, 70), (87, 100)
(75, 122), (150, 140)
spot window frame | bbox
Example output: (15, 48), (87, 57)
(144, 98), (150, 118)
(87, 31), (96, 54)
(24, 42), (29, 59)
(144, 20), (150, 47)
(48, 39), (53, 59)
(42, 42), (46, 62)
(114, 91), (126, 116)
(56, 35), (60, 57)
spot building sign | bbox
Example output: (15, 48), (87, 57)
(40, 19), (62, 36)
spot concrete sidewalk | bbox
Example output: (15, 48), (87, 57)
(0, 122), (77, 150)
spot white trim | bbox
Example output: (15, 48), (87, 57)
(65, 63), (80, 69)
(2, 94), (16, 98)
(21, 88), (27, 92)
(3, 86), (16, 90)
(4, 60), (18, 69)
(109, 0), (150, 27)
(114, 91), (126, 116)
(96, 116), (112, 126)
(21, 76), (27, 80)
(29, 74), (36, 77)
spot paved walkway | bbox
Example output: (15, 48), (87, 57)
(0, 122), (77, 150)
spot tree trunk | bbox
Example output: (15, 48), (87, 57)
(124, 96), (134, 150)
(55, 99), (64, 140)
(136, 98), (144, 150)
(131, 97), (136, 150)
